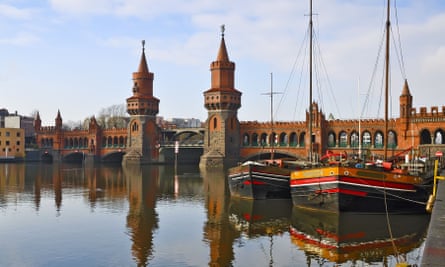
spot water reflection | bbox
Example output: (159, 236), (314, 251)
(124, 165), (159, 267)
(229, 198), (292, 238)
(290, 208), (430, 266)
(0, 163), (431, 266)
(202, 168), (236, 266)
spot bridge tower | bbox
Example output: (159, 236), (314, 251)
(122, 41), (160, 165)
(200, 26), (242, 169)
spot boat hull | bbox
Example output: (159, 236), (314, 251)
(290, 166), (431, 213)
(228, 163), (291, 200)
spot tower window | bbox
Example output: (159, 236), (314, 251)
(213, 117), (217, 129)
(132, 122), (139, 132)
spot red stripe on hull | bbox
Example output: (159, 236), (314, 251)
(316, 188), (368, 197)
(341, 176), (415, 190)
(243, 180), (266, 185)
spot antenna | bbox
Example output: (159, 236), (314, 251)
(262, 73), (283, 160)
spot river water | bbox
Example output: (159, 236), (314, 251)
(0, 163), (430, 267)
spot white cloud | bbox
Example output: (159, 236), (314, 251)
(49, 0), (118, 15)
(0, 4), (37, 20)
(0, 32), (40, 46)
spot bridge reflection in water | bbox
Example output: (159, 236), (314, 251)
(0, 163), (429, 266)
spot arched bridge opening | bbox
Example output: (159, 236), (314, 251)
(63, 152), (84, 163)
(101, 151), (125, 163)
(242, 151), (297, 162)
(161, 128), (204, 146)
(41, 151), (53, 163)
(173, 131), (204, 145)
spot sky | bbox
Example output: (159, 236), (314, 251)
(1, 0), (445, 126)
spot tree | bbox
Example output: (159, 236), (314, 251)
(97, 104), (128, 129)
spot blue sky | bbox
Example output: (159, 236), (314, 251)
(1, 0), (445, 125)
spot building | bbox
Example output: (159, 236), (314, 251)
(5, 114), (35, 147)
(0, 127), (25, 159)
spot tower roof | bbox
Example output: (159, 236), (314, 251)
(138, 40), (149, 73)
(216, 25), (230, 62)
(401, 79), (411, 96)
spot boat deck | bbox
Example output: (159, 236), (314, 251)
(422, 176), (445, 266)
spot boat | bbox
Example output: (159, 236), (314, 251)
(289, 0), (433, 213)
(228, 73), (296, 200)
(289, 207), (430, 265)
(228, 158), (294, 199)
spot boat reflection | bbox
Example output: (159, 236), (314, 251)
(229, 198), (292, 237)
(289, 208), (430, 265)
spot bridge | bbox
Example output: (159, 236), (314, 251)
(34, 124), (205, 164)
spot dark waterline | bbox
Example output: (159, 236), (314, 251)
(0, 163), (430, 266)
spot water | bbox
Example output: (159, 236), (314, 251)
(0, 163), (430, 267)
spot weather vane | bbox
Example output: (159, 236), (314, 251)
(221, 24), (225, 37)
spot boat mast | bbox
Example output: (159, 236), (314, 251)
(270, 72), (275, 160)
(309, 0), (313, 161)
(384, 0), (390, 161)
(358, 78), (362, 160)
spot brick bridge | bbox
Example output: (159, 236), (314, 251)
(34, 112), (204, 164)
(34, 107), (445, 164)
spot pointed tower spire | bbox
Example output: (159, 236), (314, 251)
(401, 79), (411, 96)
(55, 109), (62, 129)
(129, 40), (156, 99)
(34, 111), (41, 131)
(216, 24), (230, 62)
(138, 40), (149, 73)
(208, 25), (237, 91)
(400, 79), (413, 120)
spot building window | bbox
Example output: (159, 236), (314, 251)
(339, 132), (348, 147)
(16, 132), (20, 137)
(132, 122), (139, 132)
(16, 141), (20, 146)
(375, 132), (384, 148)
(6, 140), (10, 146)
(388, 131), (397, 148)
(350, 132), (359, 147)
(363, 132), (371, 148)
(327, 133), (334, 147)
(6, 132), (10, 137)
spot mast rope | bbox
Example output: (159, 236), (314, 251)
(394, 0), (407, 79)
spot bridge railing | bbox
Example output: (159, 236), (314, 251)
(160, 141), (203, 147)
